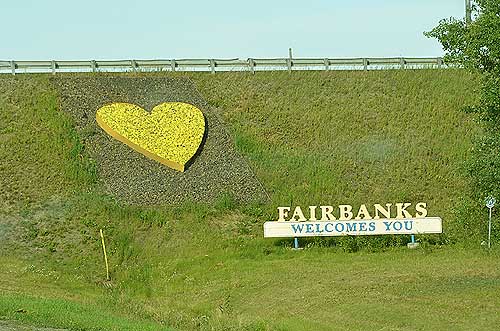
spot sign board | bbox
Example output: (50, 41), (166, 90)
(264, 217), (442, 238)
(264, 203), (442, 238)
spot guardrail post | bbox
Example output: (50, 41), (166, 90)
(363, 58), (368, 71)
(248, 58), (255, 74)
(324, 58), (329, 71)
(437, 57), (443, 69)
(10, 61), (15, 75)
(286, 58), (292, 73)
(399, 57), (405, 69)
(91, 60), (97, 73)
(210, 59), (215, 74)
(51, 60), (56, 75)
(131, 60), (137, 72)
(171, 59), (176, 72)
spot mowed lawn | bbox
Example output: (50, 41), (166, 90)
(1, 248), (499, 331)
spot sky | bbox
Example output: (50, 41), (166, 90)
(1, 0), (466, 60)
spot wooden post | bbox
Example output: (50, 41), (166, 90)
(91, 60), (97, 73)
(171, 59), (176, 72)
(437, 57), (443, 69)
(287, 47), (293, 73)
(210, 59), (215, 74)
(10, 60), (15, 75)
(465, 0), (472, 25)
(131, 60), (137, 72)
(363, 58), (368, 71)
(51, 60), (56, 75)
(324, 58), (329, 71)
(399, 57), (405, 69)
(99, 229), (110, 281)
(248, 58), (255, 74)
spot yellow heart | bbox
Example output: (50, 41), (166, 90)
(96, 102), (205, 172)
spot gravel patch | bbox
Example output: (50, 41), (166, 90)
(51, 76), (268, 205)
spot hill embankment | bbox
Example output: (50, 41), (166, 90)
(1, 70), (498, 331)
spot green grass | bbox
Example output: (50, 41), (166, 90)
(1, 70), (499, 331)
(0, 294), (171, 331)
(1, 247), (499, 330)
(190, 69), (480, 211)
(0, 257), (171, 330)
(0, 76), (96, 210)
(188, 69), (486, 243)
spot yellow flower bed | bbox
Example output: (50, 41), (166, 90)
(96, 102), (205, 172)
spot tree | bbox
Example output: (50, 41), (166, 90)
(425, 0), (500, 115)
(425, 0), (500, 73)
(426, 1), (500, 243)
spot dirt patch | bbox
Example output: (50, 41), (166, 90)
(51, 76), (268, 205)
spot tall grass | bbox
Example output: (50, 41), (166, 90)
(0, 76), (96, 210)
(188, 69), (482, 243)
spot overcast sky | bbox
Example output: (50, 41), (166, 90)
(1, 0), (466, 60)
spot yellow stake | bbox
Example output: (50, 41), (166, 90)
(99, 229), (110, 281)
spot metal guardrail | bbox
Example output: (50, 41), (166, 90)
(0, 57), (446, 75)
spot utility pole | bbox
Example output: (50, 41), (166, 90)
(465, 0), (472, 25)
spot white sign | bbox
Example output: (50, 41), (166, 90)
(263, 217), (442, 238)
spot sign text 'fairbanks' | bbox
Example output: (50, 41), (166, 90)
(264, 203), (442, 238)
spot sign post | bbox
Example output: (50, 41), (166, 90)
(486, 197), (495, 249)
(407, 234), (418, 249)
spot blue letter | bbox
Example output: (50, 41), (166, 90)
(306, 224), (314, 233)
(315, 223), (324, 234)
(383, 221), (392, 231)
(404, 220), (413, 231)
(368, 222), (376, 231)
(325, 223), (334, 232)
(346, 222), (358, 232)
(393, 221), (402, 231)
(359, 222), (367, 231)
(291, 224), (304, 234)
(335, 222), (345, 232)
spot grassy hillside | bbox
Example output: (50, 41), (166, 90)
(1, 70), (499, 331)
(189, 69), (483, 242)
